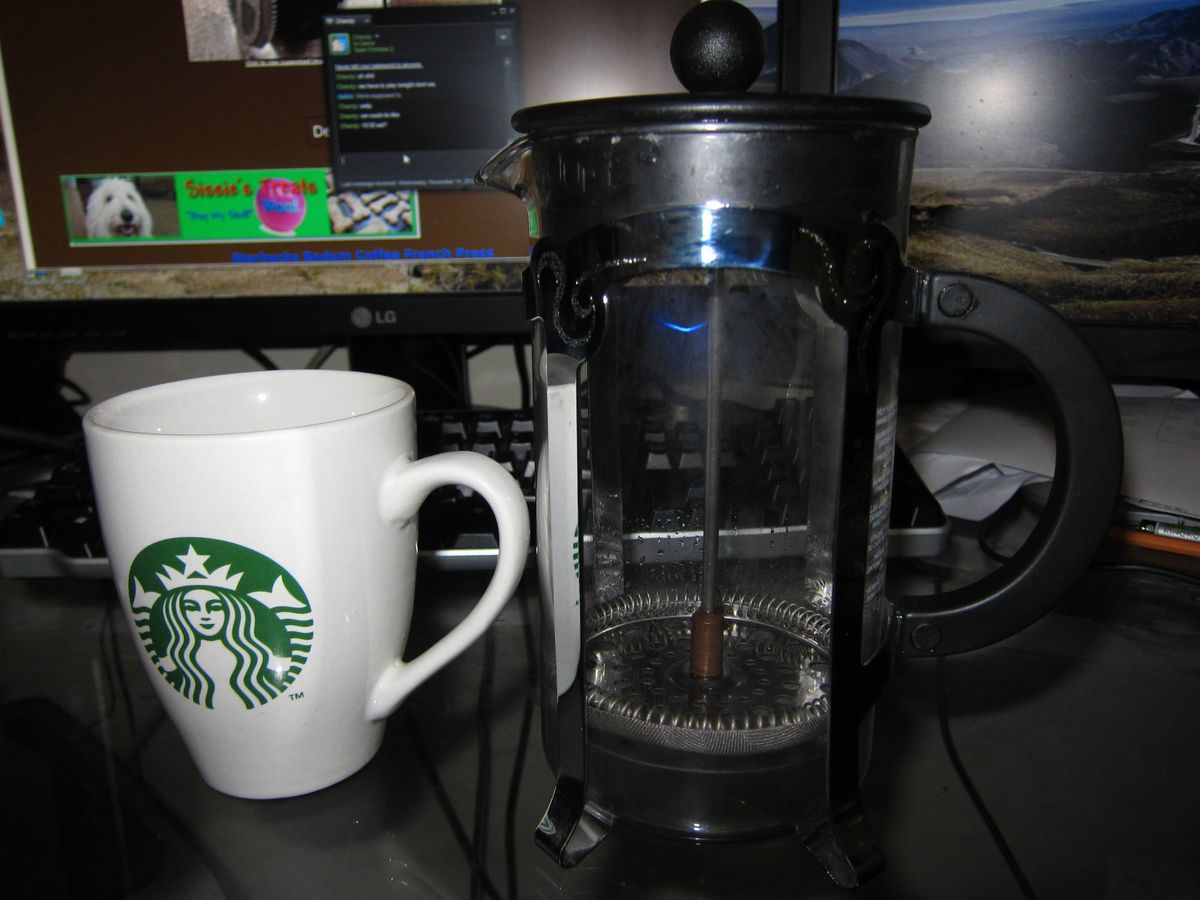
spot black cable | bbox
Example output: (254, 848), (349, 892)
(0, 425), (76, 453)
(936, 657), (1038, 899)
(102, 595), (142, 779)
(305, 345), (339, 370)
(977, 515), (1014, 564)
(127, 706), (167, 771)
(404, 708), (505, 900)
(88, 603), (119, 729)
(407, 357), (468, 408)
(57, 375), (91, 407)
(435, 338), (470, 406)
(90, 591), (167, 773)
(472, 626), (496, 900)
(1087, 563), (1200, 589)
(466, 339), (502, 359)
(237, 344), (279, 370)
(976, 490), (1037, 564)
(505, 587), (537, 900)
(107, 596), (138, 742)
(512, 342), (531, 411)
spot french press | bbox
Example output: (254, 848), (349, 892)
(478, 2), (1122, 887)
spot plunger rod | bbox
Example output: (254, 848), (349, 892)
(691, 273), (725, 679)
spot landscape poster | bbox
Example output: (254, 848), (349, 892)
(839, 0), (1200, 323)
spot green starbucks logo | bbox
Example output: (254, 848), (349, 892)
(128, 538), (312, 711)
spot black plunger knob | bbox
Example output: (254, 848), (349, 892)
(670, 0), (766, 93)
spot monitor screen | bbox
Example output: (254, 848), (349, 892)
(0, 1), (528, 275)
(324, 4), (522, 191)
(838, 0), (1200, 330)
(0, 0), (691, 345)
(3, 0), (1192, 351)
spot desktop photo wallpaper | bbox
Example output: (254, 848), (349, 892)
(839, 0), (1200, 323)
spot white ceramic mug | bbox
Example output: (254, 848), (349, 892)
(83, 370), (529, 799)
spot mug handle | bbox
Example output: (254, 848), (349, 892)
(367, 451), (530, 718)
(896, 271), (1123, 656)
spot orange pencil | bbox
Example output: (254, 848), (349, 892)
(1107, 527), (1200, 559)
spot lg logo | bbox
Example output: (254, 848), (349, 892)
(350, 306), (398, 329)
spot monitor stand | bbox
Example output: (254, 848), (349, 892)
(348, 336), (469, 410)
(0, 346), (84, 437)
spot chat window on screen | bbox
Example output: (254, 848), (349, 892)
(323, 5), (520, 191)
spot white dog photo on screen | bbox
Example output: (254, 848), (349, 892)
(85, 177), (154, 238)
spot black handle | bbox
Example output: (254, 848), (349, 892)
(897, 271), (1123, 656)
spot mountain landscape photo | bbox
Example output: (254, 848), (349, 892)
(839, 0), (1200, 323)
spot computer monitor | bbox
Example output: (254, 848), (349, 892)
(0, 1), (1194, 395)
(0, 2), (522, 345)
(0, 0), (701, 345)
(835, 0), (1200, 382)
(0, 0), (701, 425)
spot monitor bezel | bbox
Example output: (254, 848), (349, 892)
(0, 290), (529, 349)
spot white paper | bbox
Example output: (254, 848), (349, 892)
(901, 387), (1200, 523)
(1115, 392), (1200, 519)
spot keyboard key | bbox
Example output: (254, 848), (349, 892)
(475, 417), (503, 439)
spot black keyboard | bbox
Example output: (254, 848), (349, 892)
(0, 406), (948, 579)
(590, 396), (949, 564)
(0, 409), (540, 579)
(413, 408), (538, 570)
(0, 450), (107, 578)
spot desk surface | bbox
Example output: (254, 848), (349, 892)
(2, 548), (1198, 899)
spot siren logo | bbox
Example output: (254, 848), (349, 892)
(128, 538), (313, 711)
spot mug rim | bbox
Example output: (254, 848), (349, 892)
(83, 369), (411, 438)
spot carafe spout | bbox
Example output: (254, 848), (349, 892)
(474, 137), (533, 199)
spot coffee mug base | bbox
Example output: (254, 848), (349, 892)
(196, 735), (384, 800)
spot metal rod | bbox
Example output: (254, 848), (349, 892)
(700, 277), (724, 613)
(692, 271), (726, 680)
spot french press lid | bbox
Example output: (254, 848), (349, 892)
(508, 2), (929, 139)
(477, 1), (931, 242)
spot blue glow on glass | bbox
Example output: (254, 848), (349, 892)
(657, 317), (707, 334)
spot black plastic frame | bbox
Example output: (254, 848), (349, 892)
(0, 291), (528, 349)
(898, 270), (1125, 656)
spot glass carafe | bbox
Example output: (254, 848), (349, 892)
(477, 4), (1122, 887)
